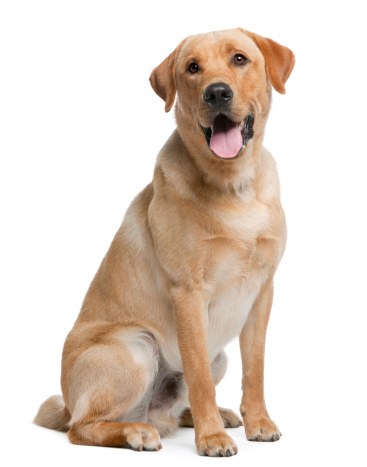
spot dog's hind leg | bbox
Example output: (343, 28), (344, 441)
(68, 420), (162, 450)
(60, 325), (162, 450)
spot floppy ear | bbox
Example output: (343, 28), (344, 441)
(245, 31), (295, 94)
(149, 43), (183, 112)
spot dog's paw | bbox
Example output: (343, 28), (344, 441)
(244, 416), (281, 442)
(197, 432), (238, 457)
(124, 423), (162, 451)
(218, 407), (243, 428)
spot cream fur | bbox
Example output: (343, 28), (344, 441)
(34, 28), (295, 456)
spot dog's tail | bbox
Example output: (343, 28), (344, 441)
(34, 395), (71, 432)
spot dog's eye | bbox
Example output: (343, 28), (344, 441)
(234, 54), (248, 66)
(187, 63), (199, 74)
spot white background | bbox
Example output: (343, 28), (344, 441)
(1, 1), (366, 466)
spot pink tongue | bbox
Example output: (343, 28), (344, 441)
(210, 115), (242, 158)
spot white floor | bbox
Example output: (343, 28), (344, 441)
(19, 419), (360, 467)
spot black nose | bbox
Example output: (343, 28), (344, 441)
(204, 82), (233, 108)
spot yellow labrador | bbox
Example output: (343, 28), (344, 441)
(35, 28), (295, 457)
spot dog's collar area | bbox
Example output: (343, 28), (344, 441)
(201, 113), (254, 159)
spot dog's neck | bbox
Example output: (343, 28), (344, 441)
(155, 128), (266, 207)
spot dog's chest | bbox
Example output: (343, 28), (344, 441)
(159, 198), (275, 370)
(206, 278), (259, 358)
(204, 201), (272, 357)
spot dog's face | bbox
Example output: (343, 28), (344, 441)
(150, 29), (295, 161)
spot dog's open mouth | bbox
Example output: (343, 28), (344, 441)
(201, 113), (254, 159)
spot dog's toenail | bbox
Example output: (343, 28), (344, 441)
(226, 449), (231, 456)
(219, 449), (225, 456)
(138, 444), (143, 451)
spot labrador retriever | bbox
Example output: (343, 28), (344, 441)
(35, 28), (295, 457)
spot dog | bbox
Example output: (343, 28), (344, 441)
(35, 28), (295, 457)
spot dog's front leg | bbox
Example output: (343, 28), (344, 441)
(172, 286), (238, 457)
(239, 279), (282, 442)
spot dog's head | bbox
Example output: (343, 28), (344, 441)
(150, 28), (295, 162)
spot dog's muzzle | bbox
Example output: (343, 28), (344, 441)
(201, 113), (254, 159)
